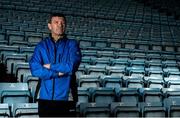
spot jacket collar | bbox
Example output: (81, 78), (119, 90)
(49, 33), (67, 43)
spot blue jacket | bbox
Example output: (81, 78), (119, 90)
(29, 36), (81, 100)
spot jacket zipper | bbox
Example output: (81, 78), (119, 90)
(52, 43), (57, 100)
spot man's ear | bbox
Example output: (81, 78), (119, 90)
(48, 23), (51, 30)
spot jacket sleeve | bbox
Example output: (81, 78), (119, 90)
(50, 40), (82, 75)
(29, 45), (59, 80)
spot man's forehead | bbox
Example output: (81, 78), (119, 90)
(52, 16), (65, 21)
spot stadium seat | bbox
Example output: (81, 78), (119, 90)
(27, 76), (39, 102)
(126, 66), (145, 77)
(110, 58), (129, 67)
(81, 50), (97, 58)
(136, 41), (149, 50)
(0, 83), (31, 106)
(0, 103), (10, 117)
(91, 57), (110, 66)
(13, 103), (38, 117)
(78, 87), (91, 103)
(26, 32), (42, 46)
(142, 102), (166, 117)
(96, 51), (114, 59)
(79, 102), (110, 117)
(7, 30), (25, 45)
(116, 88), (139, 104)
(163, 88), (180, 99)
(110, 102), (140, 117)
(146, 78), (165, 88)
(0, 45), (19, 62)
(166, 98), (180, 117)
(78, 75), (100, 88)
(101, 76), (123, 88)
(90, 87), (115, 103)
(79, 39), (94, 48)
(86, 65), (106, 77)
(166, 80), (180, 88)
(15, 62), (31, 82)
(139, 88), (163, 103)
(94, 40), (108, 48)
(106, 66), (125, 77)
(4, 53), (27, 75)
(125, 76), (144, 88)
(19, 46), (34, 61)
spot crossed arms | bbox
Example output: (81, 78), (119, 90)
(29, 41), (81, 80)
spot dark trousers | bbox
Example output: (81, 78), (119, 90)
(38, 99), (76, 117)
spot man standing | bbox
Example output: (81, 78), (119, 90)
(29, 13), (81, 117)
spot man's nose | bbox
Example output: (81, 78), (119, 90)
(58, 23), (63, 28)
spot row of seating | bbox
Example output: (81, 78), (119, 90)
(1, 54), (179, 83)
(1, 44), (180, 59)
(78, 99), (180, 117)
(0, 103), (38, 117)
(3, 60), (180, 85)
(0, 42), (178, 61)
(1, 83), (176, 117)
(1, 82), (180, 106)
(0, 0), (180, 25)
(78, 65), (180, 76)
(0, 8), (180, 45)
(1, 22), (180, 45)
(136, 0), (180, 20)
(77, 75), (180, 88)
(1, 100), (180, 117)
(78, 87), (180, 103)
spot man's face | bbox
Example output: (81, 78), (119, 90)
(48, 16), (66, 37)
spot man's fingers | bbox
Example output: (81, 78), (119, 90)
(58, 72), (64, 76)
(43, 64), (50, 69)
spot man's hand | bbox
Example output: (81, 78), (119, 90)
(43, 64), (50, 69)
(43, 64), (64, 77)
(58, 72), (64, 76)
